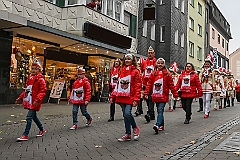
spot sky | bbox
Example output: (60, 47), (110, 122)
(214, 0), (240, 53)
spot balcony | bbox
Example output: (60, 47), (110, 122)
(0, 0), (129, 36)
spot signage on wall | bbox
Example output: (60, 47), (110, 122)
(50, 80), (65, 99)
(212, 48), (218, 65)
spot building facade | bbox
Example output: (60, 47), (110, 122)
(229, 48), (240, 80)
(187, 0), (205, 71)
(0, 0), (138, 104)
(137, 0), (188, 69)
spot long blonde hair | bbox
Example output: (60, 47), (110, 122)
(122, 54), (138, 68)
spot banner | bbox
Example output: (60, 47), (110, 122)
(50, 80), (65, 99)
(212, 48), (218, 65)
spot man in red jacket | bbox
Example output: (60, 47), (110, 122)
(140, 46), (156, 122)
(15, 58), (47, 141)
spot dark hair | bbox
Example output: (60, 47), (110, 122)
(113, 59), (122, 67)
(184, 63), (195, 71)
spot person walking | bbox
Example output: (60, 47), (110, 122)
(108, 59), (121, 122)
(15, 58), (47, 141)
(144, 58), (178, 134)
(110, 53), (142, 141)
(175, 63), (203, 124)
(199, 54), (215, 118)
(235, 79), (240, 103)
(69, 68), (92, 130)
(140, 46), (157, 122)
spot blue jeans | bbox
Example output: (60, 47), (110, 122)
(156, 102), (166, 127)
(120, 104), (137, 134)
(23, 110), (44, 136)
(72, 104), (91, 125)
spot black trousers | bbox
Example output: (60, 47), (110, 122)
(181, 98), (193, 120)
(236, 92), (240, 102)
(109, 103), (115, 117)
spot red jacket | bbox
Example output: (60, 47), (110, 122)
(140, 58), (157, 86)
(111, 65), (142, 105)
(144, 68), (178, 102)
(175, 70), (203, 98)
(18, 73), (46, 111)
(70, 77), (91, 105)
(108, 66), (121, 93)
(235, 84), (240, 93)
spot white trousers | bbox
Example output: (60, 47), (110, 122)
(202, 93), (212, 115)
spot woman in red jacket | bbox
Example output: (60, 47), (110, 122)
(110, 53), (142, 141)
(235, 79), (240, 102)
(144, 58), (178, 134)
(175, 63), (203, 124)
(15, 58), (47, 141)
(69, 68), (92, 130)
(108, 59), (121, 122)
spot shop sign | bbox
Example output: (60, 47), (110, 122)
(50, 80), (65, 99)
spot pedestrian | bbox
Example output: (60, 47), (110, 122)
(196, 70), (204, 112)
(110, 53), (141, 141)
(15, 58), (47, 141)
(108, 58), (121, 122)
(175, 63), (203, 124)
(199, 54), (215, 118)
(235, 80), (240, 102)
(69, 68), (92, 130)
(213, 69), (223, 110)
(140, 46), (157, 122)
(226, 71), (235, 107)
(144, 58), (178, 134)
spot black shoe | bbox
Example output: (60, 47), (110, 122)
(153, 125), (159, 134)
(184, 119), (189, 124)
(197, 108), (203, 112)
(145, 114), (151, 123)
(135, 111), (140, 117)
(108, 117), (114, 122)
(226, 105), (230, 107)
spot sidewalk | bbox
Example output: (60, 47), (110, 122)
(0, 101), (240, 160)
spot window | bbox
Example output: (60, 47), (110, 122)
(67, 0), (78, 5)
(175, 0), (178, 8)
(151, 24), (155, 40)
(222, 38), (224, 48)
(205, 8), (209, 23)
(189, 17), (194, 30)
(206, 32), (209, 47)
(143, 20), (147, 37)
(226, 42), (229, 51)
(212, 28), (215, 39)
(160, 0), (163, 5)
(181, 0), (185, 13)
(197, 46), (202, 60)
(198, 24), (202, 36)
(198, 3), (202, 15)
(175, 30), (179, 45)
(160, 25), (165, 42)
(115, 1), (121, 21)
(190, 0), (194, 7)
(129, 14), (137, 38)
(107, 0), (113, 17)
(181, 33), (184, 47)
(218, 34), (220, 44)
(189, 41), (194, 57)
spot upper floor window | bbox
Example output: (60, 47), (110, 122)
(198, 3), (202, 15)
(175, 30), (179, 45)
(198, 24), (202, 36)
(189, 0), (194, 7)
(189, 41), (194, 57)
(175, 0), (178, 8)
(189, 17), (194, 30)
(212, 28), (215, 39)
(151, 24), (156, 40)
(226, 42), (229, 51)
(181, 0), (185, 13)
(205, 8), (209, 23)
(67, 0), (78, 5)
(107, 0), (114, 17)
(115, 1), (121, 21)
(181, 33), (185, 47)
(206, 32), (209, 47)
(222, 38), (224, 48)
(143, 20), (147, 37)
(197, 46), (202, 61)
(160, 25), (165, 42)
(218, 34), (220, 44)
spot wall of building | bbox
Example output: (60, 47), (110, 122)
(229, 48), (240, 80)
(187, 0), (205, 70)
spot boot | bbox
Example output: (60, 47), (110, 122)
(108, 103), (115, 121)
(232, 98), (234, 106)
(226, 98), (230, 107)
(184, 118), (189, 124)
(150, 112), (155, 120)
(197, 98), (203, 112)
(135, 98), (143, 116)
(144, 111), (151, 123)
(108, 117), (114, 122)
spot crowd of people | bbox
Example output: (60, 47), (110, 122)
(15, 46), (240, 142)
